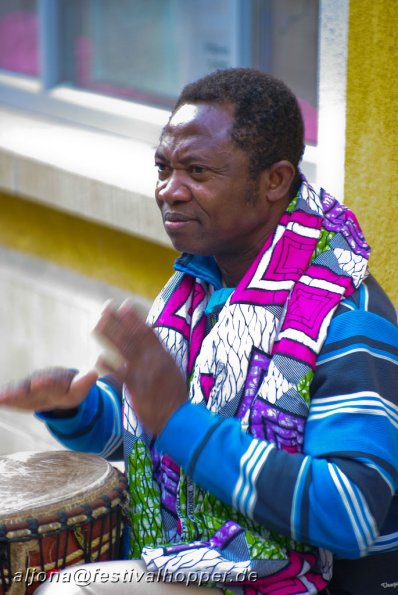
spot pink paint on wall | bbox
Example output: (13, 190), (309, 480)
(298, 97), (318, 145)
(0, 11), (39, 76)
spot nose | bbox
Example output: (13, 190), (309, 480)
(156, 170), (191, 204)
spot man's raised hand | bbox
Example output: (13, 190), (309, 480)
(0, 368), (98, 412)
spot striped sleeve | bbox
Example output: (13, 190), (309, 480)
(36, 378), (123, 460)
(297, 307), (398, 557)
(156, 297), (398, 559)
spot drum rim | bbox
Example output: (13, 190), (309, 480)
(0, 451), (128, 529)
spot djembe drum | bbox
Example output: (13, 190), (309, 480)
(0, 451), (128, 594)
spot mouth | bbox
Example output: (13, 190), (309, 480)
(163, 212), (195, 231)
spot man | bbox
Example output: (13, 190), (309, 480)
(1, 69), (398, 595)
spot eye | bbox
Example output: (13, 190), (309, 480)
(190, 165), (206, 176)
(155, 162), (170, 179)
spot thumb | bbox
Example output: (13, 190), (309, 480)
(68, 370), (99, 406)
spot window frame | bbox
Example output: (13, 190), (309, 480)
(0, 0), (349, 227)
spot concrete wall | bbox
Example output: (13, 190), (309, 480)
(0, 193), (174, 455)
(0, 245), (145, 454)
(0, 191), (177, 301)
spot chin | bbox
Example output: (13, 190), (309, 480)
(166, 231), (212, 257)
(167, 235), (194, 254)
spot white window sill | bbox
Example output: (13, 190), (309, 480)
(0, 102), (172, 247)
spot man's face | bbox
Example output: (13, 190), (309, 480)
(155, 102), (272, 262)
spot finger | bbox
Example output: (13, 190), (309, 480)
(94, 307), (146, 360)
(118, 298), (146, 321)
(68, 369), (99, 407)
(93, 332), (126, 371)
(118, 298), (146, 320)
(93, 305), (125, 362)
(0, 378), (30, 406)
(118, 307), (148, 356)
(94, 353), (124, 377)
(94, 299), (125, 342)
(0, 381), (46, 410)
(30, 367), (78, 395)
(1, 368), (78, 411)
(94, 305), (124, 345)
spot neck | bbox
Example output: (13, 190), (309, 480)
(216, 242), (264, 287)
(216, 198), (292, 287)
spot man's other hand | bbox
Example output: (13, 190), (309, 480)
(94, 300), (187, 436)
(0, 368), (98, 412)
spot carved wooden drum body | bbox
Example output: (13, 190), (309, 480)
(0, 451), (128, 594)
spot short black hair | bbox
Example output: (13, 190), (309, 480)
(173, 68), (305, 178)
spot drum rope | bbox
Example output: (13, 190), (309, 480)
(0, 536), (11, 592)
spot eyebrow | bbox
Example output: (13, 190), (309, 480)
(154, 150), (210, 165)
(154, 149), (165, 161)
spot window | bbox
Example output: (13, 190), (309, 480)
(0, 0), (349, 199)
(59, 0), (246, 110)
(0, 0), (319, 143)
(254, 0), (319, 144)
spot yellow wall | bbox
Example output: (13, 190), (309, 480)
(0, 191), (177, 300)
(345, 0), (398, 305)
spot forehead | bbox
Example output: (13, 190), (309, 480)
(158, 102), (235, 154)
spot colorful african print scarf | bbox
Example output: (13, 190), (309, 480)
(123, 176), (370, 594)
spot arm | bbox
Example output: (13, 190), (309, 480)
(0, 367), (123, 460)
(36, 376), (123, 460)
(93, 297), (398, 556)
(156, 308), (398, 559)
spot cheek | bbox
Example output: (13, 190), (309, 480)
(154, 184), (162, 206)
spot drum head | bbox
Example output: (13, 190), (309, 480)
(0, 451), (121, 524)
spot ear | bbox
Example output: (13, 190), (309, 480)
(260, 160), (296, 203)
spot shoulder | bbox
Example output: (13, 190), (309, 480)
(322, 273), (398, 349)
(334, 274), (397, 324)
(312, 274), (398, 404)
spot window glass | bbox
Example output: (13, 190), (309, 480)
(256, 0), (319, 143)
(59, 0), (318, 143)
(58, 0), (242, 109)
(0, 0), (318, 143)
(0, 0), (39, 77)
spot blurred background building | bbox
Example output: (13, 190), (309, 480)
(0, 0), (396, 453)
